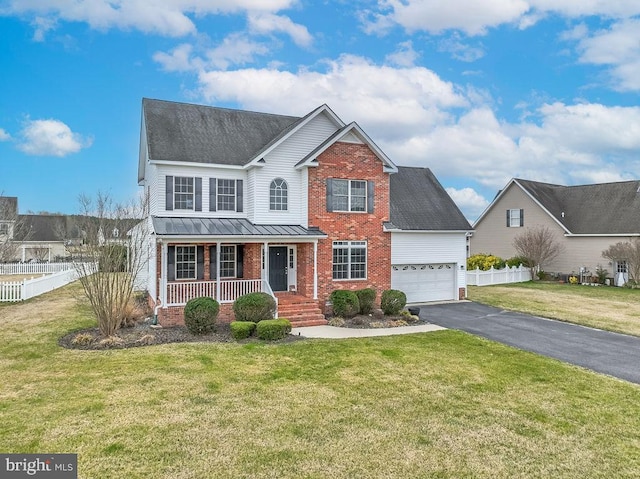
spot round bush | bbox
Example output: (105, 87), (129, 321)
(256, 319), (292, 341)
(329, 290), (360, 318)
(184, 297), (219, 335)
(355, 288), (376, 314)
(467, 253), (506, 271)
(380, 289), (407, 316)
(230, 321), (256, 340)
(233, 292), (276, 323)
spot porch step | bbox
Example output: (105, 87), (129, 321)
(275, 293), (327, 328)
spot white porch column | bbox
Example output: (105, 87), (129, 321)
(216, 241), (221, 301)
(313, 240), (318, 300)
(160, 240), (168, 307)
(263, 241), (269, 283)
(21, 245), (26, 262)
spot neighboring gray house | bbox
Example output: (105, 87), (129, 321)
(471, 178), (640, 282)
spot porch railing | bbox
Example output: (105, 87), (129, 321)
(166, 278), (271, 306)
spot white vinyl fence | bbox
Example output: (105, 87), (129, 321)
(0, 262), (77, 275)
(0, 263), (94, 302)
(466, 265), (532, 286)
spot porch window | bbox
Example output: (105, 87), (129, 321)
(269, 178), (288, 211)
(217, 179), (236, 211)
(175, 246), (196, 279)
(220, 245), (236, 278)
(333, 241), (367, 280)
(174, 177), (194, 210)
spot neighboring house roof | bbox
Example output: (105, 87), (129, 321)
(387, 167), (472, 231)
(0, 196), (18, 219)
(142, 98), (300, 167)
(13, 215), (77, 242)
(479, 178), (640, 235)
(152, 217), (326, 238)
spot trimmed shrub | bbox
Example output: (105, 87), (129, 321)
(380, 289), (406, 316)
(184, 297), (219, 335)
(467, 253), (506, 271)
(256, 319), (292, 341)
(329, 290), (360, 318)
(233, 292), (276, 323)
(355, 288), (376, 314)
(506, 255), (531, 268)
(230, 321), (256, 340)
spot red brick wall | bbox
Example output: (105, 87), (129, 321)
(307, 141), (391, 310)
(157, 303), (236, 327)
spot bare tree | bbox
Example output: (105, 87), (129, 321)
(602, 239), (640, 285)
(512, 225), (564, 278)
(29, 245), (51, 262)
(69, 192), (149, 337)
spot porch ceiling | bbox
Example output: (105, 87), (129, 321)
(152, 216), (326, 238)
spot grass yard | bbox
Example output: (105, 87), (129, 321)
(0, 273), (51, 282)
(1, 282), (640, 478)
(469, 282), (640, 336)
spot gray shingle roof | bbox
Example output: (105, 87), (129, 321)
(516, 178), (640, 234)
(143, 98), (301, 166)
(0, 196), (18, 218)
(389, 167), (472, 231)
(152, 217), (326, 238)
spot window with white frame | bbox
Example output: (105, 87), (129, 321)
(0, 223), (9, 236)
(617, 261), (628, 273)
(220, 245), (236, 278)
(174, 177), (194, 210)
(333, 179), (367, 212)
(507, 208), (523, 227)
(269, 178), (288, 211)
(217, 179), (236, 211)
(175, 246), (196, 279)
(333, 241), (367, 280)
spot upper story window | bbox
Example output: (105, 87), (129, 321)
(327, 179), (373, 213)
(0, 223), (9, 236)
(270, 178), (288, 211)
(217, 179), (236, 211)
(165, 176), (202, 212)
(175, 177), (194, 210)
(507, 209), (523, 227)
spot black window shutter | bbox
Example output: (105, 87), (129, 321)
(166, 176), (174, 211)
(520, 209), (524, 227)
(506, 209), (510, 227)
(167, 245), (175, 281)
(195, 178), (202, 211)
(197, 246), (204, 280)
(326, 178), (334, 212)
(367, 180), (374, 214)
(209, 178), (217, 212)
(236, 179), (243, 212)
(209, 246), (217, 280)
(236, 245), (244, 278)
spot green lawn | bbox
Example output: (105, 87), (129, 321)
(469, 282), (640, 336)
(1, 282), (640, 478)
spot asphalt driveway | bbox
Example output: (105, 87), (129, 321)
(420, 301), (640, 385)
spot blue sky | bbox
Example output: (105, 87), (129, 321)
(1, 1), (639, 221)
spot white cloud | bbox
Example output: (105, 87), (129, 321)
(446, 187), (490, 220)
(0, 128), (11, 141)
(205, 34), (271, 69)
(571, 18), (640, 91)
(153, 43), (199, 72)
(385, 41), (419, 67)
(17, 119), (92, 157)
(247, 12), (312, 47)
(3, 0), (298, 38)
(438, 33), (485, 62)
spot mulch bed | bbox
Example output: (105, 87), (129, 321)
(329, 312), (427, 329)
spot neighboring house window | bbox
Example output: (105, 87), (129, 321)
(332, 241), (367, 280)
(617, 261), (628, 273)
(217, 179), (236, 211)
(270, 178), (288, 211)
(220, 245), (236, 278)
(507, 209), (524, 227)
(0, 223), (8, 236)
(174, 177), (194, 210)
(175, 246), (196, 280)
(112, 228), (119, 238)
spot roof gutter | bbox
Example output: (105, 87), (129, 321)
(564, 233), (640, 237)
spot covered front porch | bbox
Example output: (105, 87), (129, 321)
(151, 217), (327, 325)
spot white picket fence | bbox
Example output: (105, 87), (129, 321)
(466, 265), (532, 286)
(0, 263), (94, 302)
(0, 262), (77, 275)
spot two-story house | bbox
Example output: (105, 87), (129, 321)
(137, 99), (471, 327)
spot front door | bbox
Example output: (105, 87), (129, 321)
(269, 246), (288, 291)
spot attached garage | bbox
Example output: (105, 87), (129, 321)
(391, 263), (456, 303)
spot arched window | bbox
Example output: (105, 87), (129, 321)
(270, 178), (288, 211)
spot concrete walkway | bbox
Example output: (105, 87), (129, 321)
(291, 323), (445, 338)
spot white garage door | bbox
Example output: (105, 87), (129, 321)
(391, 263), (456, 303)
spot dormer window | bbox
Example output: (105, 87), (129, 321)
(270, 178), (288, 211)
